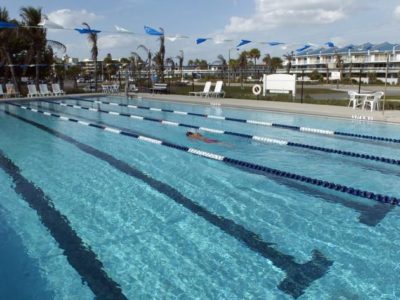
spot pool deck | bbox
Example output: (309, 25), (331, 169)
(131, 93), (400, 124)
(2, 92), (400, 124)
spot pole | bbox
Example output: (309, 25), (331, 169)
(301, 69), (304, 104)
(358, 69), (362, 93)
(383, 52), (389, 114)
(228, 49), (231, 87)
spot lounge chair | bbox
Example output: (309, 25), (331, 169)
(6, 83), (20, 98)
(27, 84), (40, 97)
(51, 83), (65, 96)
(39, 84), (53, 96)
(362, 91), (384, 111)
(348, 91), (362, 109)
(209, 81), (225, 98)
(189, 81), (211, 97)
(129, 84), (139, 92)
(0, 85), (4, 98)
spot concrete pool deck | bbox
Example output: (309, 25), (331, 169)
(130, 93), (400, 124)
(2, 92), (400, 124)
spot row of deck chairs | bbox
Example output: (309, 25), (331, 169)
(0, 83), (20, 98)
(189, 81), (225, 98)
(102, 84), (120, 94)
(27, 84), (65, 98)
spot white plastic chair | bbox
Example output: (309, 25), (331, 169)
(51, 83), (65, 96)
(27, 84), (40, 97)
(347, 91), (362, 109)
(6, 83), (20, 98)
(209, 81), (225, 98)
(39, 84), (53, 96)
(189, 81), (211, 97)
(363, 91), (384, 111)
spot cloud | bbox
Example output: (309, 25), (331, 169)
(225, 0), (355, 33)
(394, 5), (400, 20)
(47, 9), (101, 28)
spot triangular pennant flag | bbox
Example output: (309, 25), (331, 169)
(325, 42), (335, 48)
(196, 38), (209, 44)
(115, 25), (133, 34)
(38, 19), (64, 29)
(0, 21), (17, 29)
(236, 39), (251, 47)
(75, 28), (101, 34)
(296, 45), (311, 52)
(144, 26), (163, 36)
(267, 42), (284, 46)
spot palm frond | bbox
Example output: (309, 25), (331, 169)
(47, 39), (66, 53)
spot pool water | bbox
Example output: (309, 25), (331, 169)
(0, 96), (399, 299)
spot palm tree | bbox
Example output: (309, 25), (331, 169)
(166, 57), (175, 81)
(158, 28), (165, 82)
(238, 51), (248, 89)
(335, 52), (344, 81)
(20, 6), (46, 88)
(82, 22), (98, 91)
(248, 48), (260, 77)
(138, 45), (152, 87)
(176, 50), (184, 81)
(283, 51), (294, 74)
(0, 7), (19, 88)
(263, 54), (272, 73)
(213, 54), (227, 80)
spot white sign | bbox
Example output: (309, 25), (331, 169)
(263, 74), (296, 98)
(331, 71), (341, 81)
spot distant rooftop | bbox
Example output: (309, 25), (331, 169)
(297, 42), (399, 56)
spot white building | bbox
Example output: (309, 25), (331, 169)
(287, 42), (400, 84)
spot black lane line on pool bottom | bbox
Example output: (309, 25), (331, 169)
(5, 110), (333, 299)
(0, 150), (127, 300)
(240, 166), (394, 227)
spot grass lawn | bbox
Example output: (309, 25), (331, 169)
(168, 84), (400, 110)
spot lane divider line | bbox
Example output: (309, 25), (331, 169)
(47, 101), (400, 167)
(68, 97), (400, 144)
(2, 109), (333, 299)
(7, 102), (400, 206)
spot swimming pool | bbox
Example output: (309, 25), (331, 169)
(0, 96), (399, 299)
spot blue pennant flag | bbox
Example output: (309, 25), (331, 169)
(236, 39), (251, 47)
(296, 45), (311, 52)
(325, 42), (335, 48)
(0, 21), (17, 29)
(196, 38), (208, 45)
(144, 26), (163, 36)
(267, 42), (284, 46)
(74, 28), (101, 34)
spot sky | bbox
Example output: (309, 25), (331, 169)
(3, 0), (400, 62)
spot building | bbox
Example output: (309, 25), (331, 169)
(287, 42), (400, 84)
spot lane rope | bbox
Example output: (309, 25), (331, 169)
(6, 102), (400, 206)
(68, 97), (400, 145)
(46, 100), (400, 166)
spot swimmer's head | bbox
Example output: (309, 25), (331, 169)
(186, 132), (194, 136)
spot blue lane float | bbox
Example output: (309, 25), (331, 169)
(48, 100), (400, 167)
(69, 97), (400, 145)
(7, 102), (400, 207)
(3, 109), (334, 299)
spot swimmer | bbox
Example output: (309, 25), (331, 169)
(186, 131), (219, 144)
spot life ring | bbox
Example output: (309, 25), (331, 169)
(252, 84), (262, 96)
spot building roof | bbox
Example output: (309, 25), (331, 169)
(297, 42), (398, 56)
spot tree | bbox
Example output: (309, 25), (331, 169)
(248, 48), (260, 77)
(20, 6), (46, 87)
(271, 57), (283, 73)
(0, 7), (19, 88)
(214, 54), (227, 80)
(176, 50), (184, 80)
(66, 64), (82, 89)
(103, 53), (118, 81)
(138, 45), (152, 87)
(156, 27), (165, 82)
(238, 51), (248, 89)
(335, 52), (344, 81)
(82, 22), (98, 91)
(283, 51), (294, 74)
(262, 54), (272, 73)
(130, 51), (144, 84)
